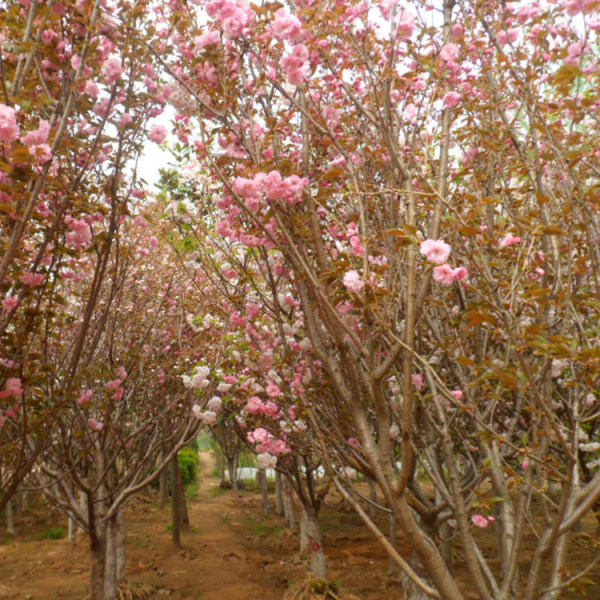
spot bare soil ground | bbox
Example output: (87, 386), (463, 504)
(0, 453), (598, 600)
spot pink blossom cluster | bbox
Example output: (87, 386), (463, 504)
(192, 405), (218, 424)
(471, 514), (495, 528)
(148, 124), (167, 144)
(65, 216), (93, 249)
(563, 0), (596, 16)
(2, 296), (19, 312)
(500, 233), (522, 247)
(247, 428), (290, 455)
(343, 270), (364, 292)
(420, 240), (468, 286)
(246, 396), (279, 418)
(0, 104), (20, 143)
(77, 389), (93, 405)
(232, 170), (308, 210)
(206, 0), (253, 38)
(271, 8), (303, 42)
(443, 91), (462, 110)
(0, 377), (23, 399)
(20, 272), (45, 286)
(22, 119), (50, 146)
(195, 30), (221, 48)
(88, 418), (104, 431)
(433, 264), (468, 286)
(102, 56), (123, 84)
(420, 239), (451, 264)
(281, 44), (309, 86)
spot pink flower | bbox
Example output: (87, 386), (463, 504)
(65, 217), (92, 249)
(112, 387), (124, 400)
(420, 239), (451, 264)
(412, 373), (424, 390)
(2, 296), (19, 312)
(347, 437), (361, 449)
(271, 8), (303, 42)
(440, 43), (459, 62)
(349, 235), (365, 256)
(119, 113), (133, 128)
(20, 272), (45, 286)
(246, 396), (265, 414)
(102, 56), (123, 84)
(77, 390), (93, 405)
(196, 30), (221, 47)
(0, 378), (24, 399)
(88, 418), (104, 431)
(105, 378), (122, 390)
(395, 9), (416, 41)
(266, 382), (281, 398)
(343, 270), (364, 293)
(443, 91), (462, 110)
(433, 264), (468, 285)
(29, 143), (53, 164)
(0, 104), (20, 143)
(451, 390), (463, 399)
(471, 514), (490, 528)
(496, 28), (520, 46)
(84, 80), (99, 98)
(148, 124), (167, 144)
(206, 0), (253, 38)
(281, 44), (309, 86)
(116, 367), (127, 380)
(500, 233), (522, 247)
(22, 120), (51, 146)
(148, 236), (159, 248)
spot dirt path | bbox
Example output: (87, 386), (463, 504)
(0, 451), (286, 600)
(174, 450), (285, 600)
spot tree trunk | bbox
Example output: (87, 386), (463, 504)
(68, 512), (78, 542)
(172, 454), (182, 548)
(258, 468), (269, 516)
(104, 508), (127, 599)
(159, 451), (169, 510)
(6, 497), (15, 536)
(116, 509), (126, 584)
(283, 477), (295, 530)
(304, 507), (327, 578)
(227, 456), (239, 491)
(389, 507), (398, 571)
(217, 449), (226, 482)
(368, 478), (378, 518)
(90, 529), (107, 600)
(177, 461), (190, 532)
(275, 471), (284, 515)
(300, 505), (309, 555)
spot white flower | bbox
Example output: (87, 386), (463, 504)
(201, 410), (217, 425)
(257, 453), (277, 470)
(344, 467), (357, 480)
(207, 396), (223, 412)
(579, 443), (600, 452)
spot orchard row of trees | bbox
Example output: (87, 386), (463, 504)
(0, 1), (217, 598)
(2, 1), (600, 600)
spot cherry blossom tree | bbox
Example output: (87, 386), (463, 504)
(155, 1), (600, 598)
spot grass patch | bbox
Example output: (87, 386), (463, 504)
(251, 522), (284, 537)
(208, 486), (229, 497)
(186, 482), (200, 501)
(39, 527), (66, 540)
